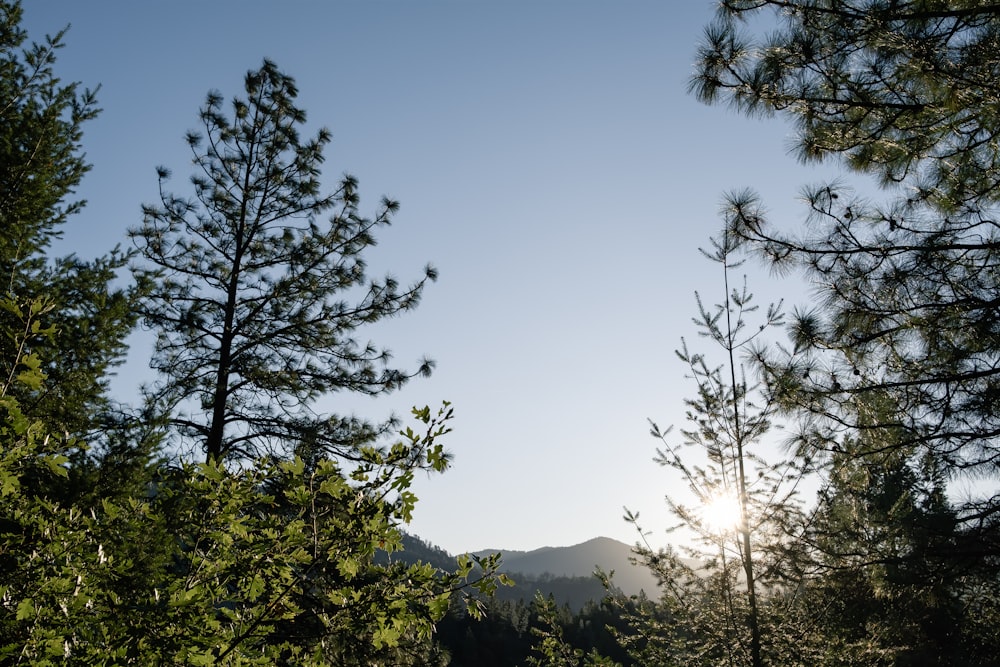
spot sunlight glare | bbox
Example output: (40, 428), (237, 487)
(702, 491), (742, 533)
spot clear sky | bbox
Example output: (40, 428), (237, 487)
(24, 1), (850, 555)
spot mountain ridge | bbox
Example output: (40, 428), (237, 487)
(472, 536), (660, 598)
(395, 534), (662, 601)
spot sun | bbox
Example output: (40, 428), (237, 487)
(701, 491), (742, 533)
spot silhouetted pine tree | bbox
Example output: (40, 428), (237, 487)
(131, 60), (436, 463)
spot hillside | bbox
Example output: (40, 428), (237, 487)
(386, 534), (661, 610)
(475, 536), (660, 599)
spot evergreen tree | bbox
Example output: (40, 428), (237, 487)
(131, 59), (436, 463)
(528, 594), (621, 667)
(692, 1), (1000, 208)
(692, 1), (1000, 546)
(0, 0), (135, 447)
(121, 59), (513, 662)
(623, 231), (806, 667)
(691, 2), (1000, 663)
(790, 389), (1000, 664)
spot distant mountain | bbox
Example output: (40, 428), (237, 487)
(475, 536), (660, 599)
(385, 534), (663, 610)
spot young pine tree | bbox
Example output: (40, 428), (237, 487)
(131, 60), (436, 463)
(624, 230), (808, 667)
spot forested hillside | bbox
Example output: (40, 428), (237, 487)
(392, 534), (653, 609)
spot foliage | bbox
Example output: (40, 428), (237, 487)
(0, 295), (501, 667)
(693, 0), (1000, 525)
(692, 0), (1000, 208)
(0, 296), (107, 664)
(786, 389), (1000, 665)
(691, 2), (1000, 664)
(620, 231), (806, 667)
(0, 8), (504, 661)
(436, 597), (537, 667)
(131, 59), (436, 463)
(431, 592), (632, 667)
(528, 593), (621, 667)
(3, 370), (500, 664)
(0, 0), (135, 443)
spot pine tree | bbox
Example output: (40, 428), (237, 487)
(780, 386), (1000, 664)
(691, 1), (1000, 208)
(123, 59), (517, 663)
(692, 0), (1000, 474)
(0, 2), (152, 582)
(131, 60), (436, 463)
(623, 231), (807, 667)
(0, 0), (135, 447)
(690, 3), (1000, 663)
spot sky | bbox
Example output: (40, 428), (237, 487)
(23, 1), (854, 556)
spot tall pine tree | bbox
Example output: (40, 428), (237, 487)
(692, 1), (1000, 520)
(131, 60), (436, 463)
(691, 2), (1000, 663)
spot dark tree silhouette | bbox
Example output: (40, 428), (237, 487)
(132, 60), (436, 463)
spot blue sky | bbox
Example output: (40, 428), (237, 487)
(25, 2), (850, 555)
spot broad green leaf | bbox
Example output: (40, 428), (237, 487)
(16, 597), (34, 620)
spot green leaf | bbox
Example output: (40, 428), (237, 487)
(338, 557), (359, 579)
(45, 455), (69, 478)
(318, 475), (347, 497)
(282, 455), (304, 476)
(427, 593), (450, 621)
(15, 355), (45, 390)
(373, 622), (402, 649)
(0, 471), (20, 497)
(187, 650), (218, 666)
(247, 573), (265, 601)
(16, 597), (34, 620)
